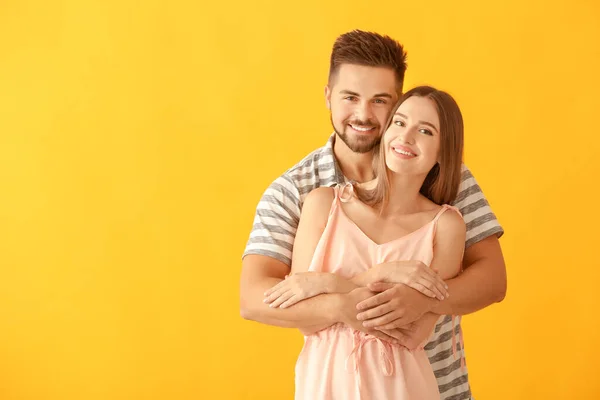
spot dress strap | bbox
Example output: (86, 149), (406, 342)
(432, 204), (461, 222)
(327, 183), (351, 217)
(337, 182), (355, 203)
(432, 204), (462, 237)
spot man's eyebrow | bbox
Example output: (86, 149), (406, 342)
(339, 90), (393, 99)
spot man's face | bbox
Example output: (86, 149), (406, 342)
(326, 64), (399, 153)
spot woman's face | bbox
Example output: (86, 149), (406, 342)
(383, 95), (441, 177)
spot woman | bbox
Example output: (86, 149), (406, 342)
(264, 86), (466, 399)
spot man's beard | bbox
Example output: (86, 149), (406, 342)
(331, 115), (381, 154)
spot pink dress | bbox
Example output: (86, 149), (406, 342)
(294, 185), (460, 400)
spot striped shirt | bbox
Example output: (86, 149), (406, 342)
(243, 134), (503, 400)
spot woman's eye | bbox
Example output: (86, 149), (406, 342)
(394, 120), (405, 127)
(419, 128), (433, 136)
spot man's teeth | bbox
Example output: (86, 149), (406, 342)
(350, 124), (374, 132)
(393, 148), (415, 156)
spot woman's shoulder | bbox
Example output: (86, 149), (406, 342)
(306, 186), (336, 202)
(436, 204), (466, 236)
(302, 186), (336, 215)
(417, 197), (464, 229)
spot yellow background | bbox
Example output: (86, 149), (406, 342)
(1, 0), (599, 399)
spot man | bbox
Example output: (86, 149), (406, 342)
(240, 30), (506, 399)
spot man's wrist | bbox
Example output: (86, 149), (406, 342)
(322, 273), (338, 293)
(428, 295), (444, 315)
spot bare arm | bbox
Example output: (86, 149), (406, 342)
(240, 254), (341, 328)
(240, 188), (345, 329)
(428, 165), (507, 316)
(430, 234), (506, 316)
(404, 209), (467, 337)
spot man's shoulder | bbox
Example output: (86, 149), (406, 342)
(283, 144), (334, 176)
(275, 143), (339, 196)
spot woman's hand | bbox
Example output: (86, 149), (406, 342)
(263, 272), (350, 309)
(376, 261), (449, 300)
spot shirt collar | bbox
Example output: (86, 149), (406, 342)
(325, 133), (347, 184)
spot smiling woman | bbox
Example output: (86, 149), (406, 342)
(359, 86), (464, 210)
(271, 84), (467, 399)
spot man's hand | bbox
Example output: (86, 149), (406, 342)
(375, 313), (439, 350)
(338, 287), (403, 344)
(356, 282), (437, 329)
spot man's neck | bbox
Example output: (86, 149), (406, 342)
(333, 136), (375, 183)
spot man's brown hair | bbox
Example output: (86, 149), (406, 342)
(329, 30), (408, 90)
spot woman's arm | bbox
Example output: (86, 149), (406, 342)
(260, 187), (346, 334)
(390, 209), (466, 338)
(430, 209), (467, 280)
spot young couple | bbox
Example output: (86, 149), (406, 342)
(240, 30), (506, 400)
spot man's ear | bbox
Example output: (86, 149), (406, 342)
(325, 85), (332, 110)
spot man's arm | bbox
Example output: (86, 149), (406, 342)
(432, 165), (507, 315)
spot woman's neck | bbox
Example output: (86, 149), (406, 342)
(382, 173), (428, 216)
